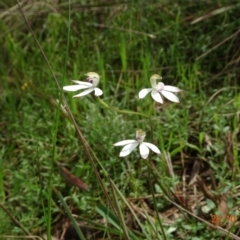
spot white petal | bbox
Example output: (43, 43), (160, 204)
(138, 88), (152, 99)
(63, 85), (90, 92)
(73, 88), (94, 97)
(151, 89), (163, 103)
(139, 143), (149, 159)
(71, 80), (92, 87)
(143, 142), (161, 154)
(94, 88), (103, 96)
(164, 85), (182, 92)
(85, 73), (100, 87)
(119, 142), (139, 157)
(85, 72), (100, 83)
(113, 140), (137, 146)
(161, 91), (179, 103)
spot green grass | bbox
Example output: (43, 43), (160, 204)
(1, 0), (240, 239)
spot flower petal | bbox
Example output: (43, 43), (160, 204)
(71, 80), (92, 86)
(113, 140), (137, 146)
(119, 142), (139, 157)
(94, 88), (103, 96)
(138, 88), (152, 99)
(151, 89), (163, 103)
(161, 91), (179, 103)
(139, 143), (150, 159)
(73, 88), (94, 97)
(164, 85), (182, 92)
(143, 142), (161, 154)
(92, 77), (100, 87)
(84, 73), (100, 87)
(150, 74), (161, 88)
(63, 85), (90, 92)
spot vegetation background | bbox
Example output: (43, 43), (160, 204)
(0, 0), (240, 239)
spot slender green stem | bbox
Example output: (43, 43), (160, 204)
(145, 101), (166, 239)
(47, 2), (72, 239)
(98, 95), (164, 238)
(149, 116), (153, 143)
(147, 165), (167, 240)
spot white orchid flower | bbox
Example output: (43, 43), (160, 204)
(63, 72), (103, 97)
(113, 130), (161, 159)
(139, 74), (182, 104)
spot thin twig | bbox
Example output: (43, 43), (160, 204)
(196, 28), (240, 61)
(0, 202), (31, 236)
(88, 22), (156, 39)
(191, 5), (237, 25)
(167, 198), (240, 240)
(16, 0), (117, 222)
(1, 236), (43, 240)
